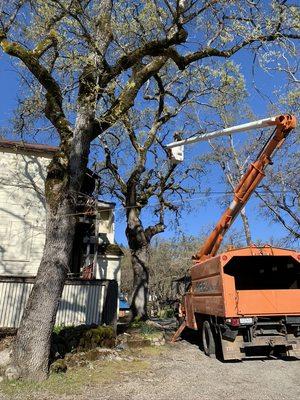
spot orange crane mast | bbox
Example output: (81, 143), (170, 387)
(193, 113), (296, 261)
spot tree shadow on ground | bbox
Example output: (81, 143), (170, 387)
(180, 327), (202, 349)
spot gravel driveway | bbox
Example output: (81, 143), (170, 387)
(98, 340), (300, 400)
(1, 339), (299, 400)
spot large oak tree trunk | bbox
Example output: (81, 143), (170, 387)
(130, 245), (150, 320)
(10, 125), (91, 380)
(126, 206), (150, 320)
(10, 198), (76, 380)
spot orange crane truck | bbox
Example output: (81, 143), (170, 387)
(167, 114), (300, 360)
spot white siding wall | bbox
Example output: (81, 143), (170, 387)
(98, 209), (115, 243)
(0, 149), (50, 276)
(0, 146), (121, 327)
(95, 255), (121, 282)
(0, 148), (119, 279)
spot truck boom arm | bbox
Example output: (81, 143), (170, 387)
(193, 114), (297, 261)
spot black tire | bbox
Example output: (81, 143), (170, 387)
(202, 320), (216, 358)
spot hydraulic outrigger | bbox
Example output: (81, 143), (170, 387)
(167, 114), (298, 348)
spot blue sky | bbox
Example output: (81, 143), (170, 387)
(0, 46), (298, 248)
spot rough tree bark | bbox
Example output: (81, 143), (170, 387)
(11, 199), (76, 380)
(10, 127), (91, 380)
(125, 168), (151, 320)
(125, 204), (166, 320)
(129, 243), (150, 320)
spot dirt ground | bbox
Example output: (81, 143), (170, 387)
(90, 341), (300, 400)
(0, 339), (299, 400)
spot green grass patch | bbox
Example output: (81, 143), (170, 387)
(124, 343), (169, 359)
(129, 318), (162, 336)
(157, 308), (175, 319)
(0, 359), (149, 399)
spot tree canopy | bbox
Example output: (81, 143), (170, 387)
(0, 0), (299, 380)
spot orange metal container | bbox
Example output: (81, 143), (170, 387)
(186, 246), (300, 329)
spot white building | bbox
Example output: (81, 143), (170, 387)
(0, 139), (123, 327)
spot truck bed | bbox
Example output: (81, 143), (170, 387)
(189, 247), (300, 321)
(236, 289), (300, 315)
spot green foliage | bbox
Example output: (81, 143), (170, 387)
(52, 324), (67, 335)
(140, 324), (157, 336)
(128, 318), (158, 335)
(50, 359), (67, 374)
(157, 308), (175, 319)
(129, 317), (144, 329)
(0, 359), (149, 398)
(51, 324), (116, 360)
(78, 325), (115, 351)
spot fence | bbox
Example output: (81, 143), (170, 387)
(0, 276), (118, 328)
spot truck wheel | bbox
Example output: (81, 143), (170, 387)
(202, 320), (216, 358)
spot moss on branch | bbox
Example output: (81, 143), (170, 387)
(94, 57), (167, 139)
(33, 30), (58, 58)
(0, 32), (73, 139)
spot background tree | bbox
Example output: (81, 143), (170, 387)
(200, 78), (299, 247)
(255, 73), (300, 244)
(196, 62), (255, 246)
(96, 62), (245, 319)
(195, 43), (300, 247)
(0, 0), (299, 380)
(148, 236), (201, 315)
(121, 230), (245, 315)
(199, 118), (299, 247)
(255, 129), (300, 244)
(205, 127), (300, 246)
(120, 236), (200, 316)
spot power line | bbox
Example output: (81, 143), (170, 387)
(37, 190), (296, 219)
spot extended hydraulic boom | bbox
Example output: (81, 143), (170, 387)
(193, 114), (296, 261)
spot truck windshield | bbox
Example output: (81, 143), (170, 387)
(223, 256), (300, 290)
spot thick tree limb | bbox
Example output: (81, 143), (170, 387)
(145, 222), (165, 241)
(99, 26), (188, 86)
(94, 56), (168, 138)
(164, 33), (300, 70)
(32, 30), (58, 58)
(0, 31), (72, 138)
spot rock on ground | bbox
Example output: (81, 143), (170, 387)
(91, 341), (300, 400)
(0, 340), (299, 400)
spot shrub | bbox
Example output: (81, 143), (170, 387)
(128, 318), (160, 336)
(51, 324), (116, 361)
(157, 308), (175, 319)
